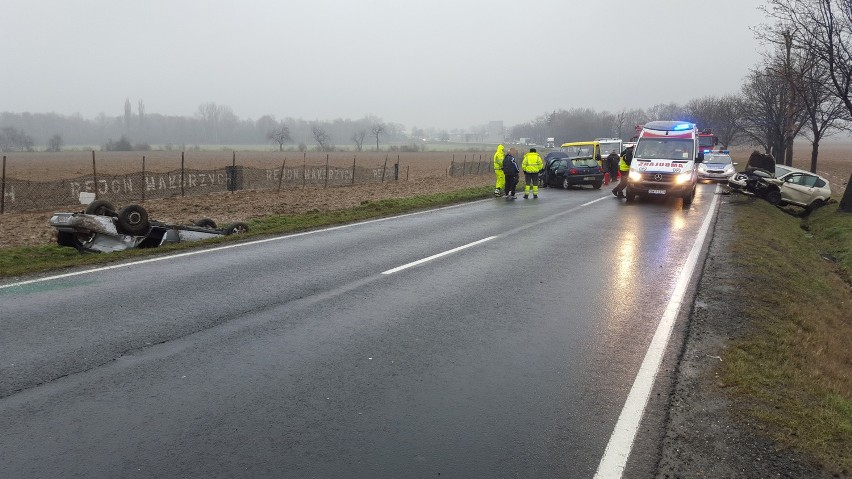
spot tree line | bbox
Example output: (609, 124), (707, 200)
(511, 0), (852, 174)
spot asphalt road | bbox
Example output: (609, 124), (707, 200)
(0, 184), (720, 478)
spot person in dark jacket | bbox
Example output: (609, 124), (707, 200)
(503, 147), (520, 199)
(605, 150), (620, 183)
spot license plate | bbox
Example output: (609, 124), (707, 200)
(583, 176), (594, 181)
(649, 189), (666, 194)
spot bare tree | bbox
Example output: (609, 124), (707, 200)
(351, 129), (367, 151)
(763, 0), (852, 119)
(137, 99), (145, 136)
(47, 134), (63, 152)
(124, 98), (132, 133)
(685, 95), (744, 148)
(312, 125), (332, 151)
(371, 123), (385, 151)
(268, 124), (293, 151)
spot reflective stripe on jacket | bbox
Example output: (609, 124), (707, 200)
(521, 152), (543, 173)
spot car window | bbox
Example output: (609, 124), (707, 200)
(814, 178), (826, 188)
(706, 155), (732, 164)
(774, 165), (791, 177)
(785, 174), (817, 187)
(572, 158), (598, 168)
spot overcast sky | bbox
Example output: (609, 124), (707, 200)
(2, 0), (769, 130)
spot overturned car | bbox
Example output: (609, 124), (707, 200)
(728, 151), (832, 211)
(50, 200), (249, 253)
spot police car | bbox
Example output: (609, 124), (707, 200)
(697, 150), (737, 182)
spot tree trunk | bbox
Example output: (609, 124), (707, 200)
(810, 140), (819, 173)
(839, 172), (852, 213)
(784, 138), (794, 167)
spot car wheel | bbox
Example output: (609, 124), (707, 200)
(116, 204), (150, 235)
(84, 199), (116, 216)
(593, 181), (603, 189)
(765, 190), (782, 206)
(683, 186), (695, 206)
(194, 218), (217, 229)
(805, 199), (825, 213)
(562, 178), (570, 190)
(224, 222), (249, 235)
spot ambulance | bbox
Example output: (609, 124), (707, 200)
(625, 121), (704, 205)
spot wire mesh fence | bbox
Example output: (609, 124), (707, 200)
(0, 152), (493, 213)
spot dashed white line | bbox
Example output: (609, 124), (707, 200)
(381, 236), (497, 275)
(593, 185), (721, 478)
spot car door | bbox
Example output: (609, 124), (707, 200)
(780, 173), (816, 205)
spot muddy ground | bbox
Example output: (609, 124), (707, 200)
(0, 175), (490, 249)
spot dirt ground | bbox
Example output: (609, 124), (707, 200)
(0, 175), (490, 249)
(1, 144), (848, 249)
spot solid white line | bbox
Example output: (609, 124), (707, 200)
(0, 200), (489, 291)
(381, 236), (496, 275)
(593, 185), (721, 479)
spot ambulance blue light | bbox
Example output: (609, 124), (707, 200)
(703, 149), (710, 153)
(673, 123), (693, 131)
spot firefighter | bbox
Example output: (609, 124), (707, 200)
(493, 144), (506, 197)
(521, 148), (544, 199)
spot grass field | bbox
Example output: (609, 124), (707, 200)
(721, 198), (852, 474)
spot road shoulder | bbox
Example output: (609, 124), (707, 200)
(655, 196), (837, 478)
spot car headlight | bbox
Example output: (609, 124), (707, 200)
(676, 171), (692, 184)
(629, 171), (642, 181)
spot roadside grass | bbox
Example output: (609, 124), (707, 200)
(722, 199), (852, 474)
(0, 187), (491, 279)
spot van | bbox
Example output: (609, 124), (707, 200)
(625, 121), (704, 205)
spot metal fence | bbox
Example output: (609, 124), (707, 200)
(0, 153), (492, 214)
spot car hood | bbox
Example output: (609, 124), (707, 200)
(745, 151), (775, 175)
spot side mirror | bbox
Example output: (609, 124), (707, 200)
(696, 152), (705, 163)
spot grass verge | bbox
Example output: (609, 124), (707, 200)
(0, 186), (491, 279)
(722, 199), (852, 474)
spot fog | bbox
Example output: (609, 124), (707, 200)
(2, 0), (768, 130)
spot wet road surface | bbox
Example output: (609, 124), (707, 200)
(0, 184), (720, 478)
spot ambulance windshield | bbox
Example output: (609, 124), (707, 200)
(634, 138), (694, 160)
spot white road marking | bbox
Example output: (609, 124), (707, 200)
(381, 236), (497, 275)
(593, 185), (721, 479)
(0, 200), (488, 291)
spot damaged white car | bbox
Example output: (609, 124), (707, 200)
(50, 200), (249, 253)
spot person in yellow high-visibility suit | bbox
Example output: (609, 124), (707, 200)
(493, 144), (505, 196)
(521, 148), (544, 199)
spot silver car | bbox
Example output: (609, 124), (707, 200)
(697, 152), (737, 182)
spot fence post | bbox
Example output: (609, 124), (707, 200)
(141, 155), (146, 202)
(92, 150), (99, 200)
(181, 151), (186, 197)
(395, 155), (399, 181)
(477, 155), (481, 175)
(324, 154), (329, 188)
(277, 157), (286, 194)
(230, 151), (235, 194)
(0, 155), (6, 214)
(302, 152), (307, 189)
(406, 164), (410, 181)
(449, 155), (454, 177)
(462, 155), (467, 177)
(381, 155), (388, 183)
(351, 156), (356, 185)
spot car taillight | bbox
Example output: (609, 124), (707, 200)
(598, 167), (603, 173)
(569, 168), (578, 174)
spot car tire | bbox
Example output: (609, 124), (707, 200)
(625, 190), (635, 202)
(593, 181), (603, 189)
(116, 204), (150, 235)
(562, 178), (570, 190)
(224, 222), (249, 235)
(683, 186), (695, 206)
(85, 199), (116, 216)
(194, 218), (217, 229)
(765, 190), (782, 206)
(805, 199), (825, 213)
